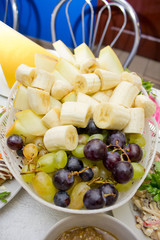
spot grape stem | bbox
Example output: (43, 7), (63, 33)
(103, 193), (116, 198)
(107, 143), (131, 162)
(87, 177), (116, 186)
(68, 167), (89, 178)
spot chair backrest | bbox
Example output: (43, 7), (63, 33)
(51, 0), (141, 68)
(3, 0), (18, 30)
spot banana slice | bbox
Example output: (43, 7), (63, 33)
(109, 81), (139, 108)
(91, 91), (110, 103)
(43, 125), (78, 151)
(53, 40), (75, 65)
(121, 71), (142, 90)
(34, 53), (57, 72)
(55, 57), (80, 84)
(74, 73), (101, 94)
(51, 80), (73, 100)
(80, 58), (99, 74)
(93, 103), (130, 130)
(27, 87), (50, 115)
(98, 46), (123, 74)
(95, 69), (121, 90)
(15, 64), (35, 87)
(77, 92), (99, 115)
(123, 108), (144, 134)
(31, 69), (55, 93)
(134, 94), (156, 118)
(14, 85), (30, 110)
(60, 102), (92, 128)
(42, 108), (61, 128)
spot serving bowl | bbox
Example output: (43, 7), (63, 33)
(0, 81), (158, 214)
(42, 214), (139, 240)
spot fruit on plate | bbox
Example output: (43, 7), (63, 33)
(5, 40), (157, 211)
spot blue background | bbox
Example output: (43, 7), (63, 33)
(0, 0), (97, 48)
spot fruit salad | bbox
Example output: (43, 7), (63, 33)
(6, 41), (156, 210)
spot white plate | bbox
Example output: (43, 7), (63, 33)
(112, 201), (150, 240)
(0, 178), (21, 209)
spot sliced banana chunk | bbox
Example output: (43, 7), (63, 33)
(15, 64), (35, 87)
(91, 91), (110, 103)
(31, 69), (55, 93)
(60, 102), (92, 128)
(93, 103), (130, 130)
(123, 108), (144, 134)
(27, 87), (50, 115)
(134, 94), (156, 118)
(77, 92), (99, 115)
(109, 81), (139, 108)
(49, 96), (62, 111)
(121, 71), (142, 90)
(74, 73), (101, 94)
(51, 79), (73, 100)
(42, 108), (61, 128)
(95, 68), (121, 90)
(43, 125), (78, 151)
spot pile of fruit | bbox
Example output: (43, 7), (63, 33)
(6, 41), (156, 210)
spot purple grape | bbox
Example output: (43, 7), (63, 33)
(85, 119), (102, 135)
(84, 139), (107, 161)
(100, 183), (118, 206)
(124, 143), (143, 162)
(106, 130), (126, 148)
(67, 156), (84, 172)
(83, 188), (105, 209)
(54, 191), (70, 208)
(79, 168), (94, 181)
(16, 147), (24, 157)
(53, 169), (74, 191)
(7, 134), (23, 150)
(103, 151), (121, 171)
(112, 161), (134, 184)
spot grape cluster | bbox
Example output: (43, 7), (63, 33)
(7, 120), (146, 210)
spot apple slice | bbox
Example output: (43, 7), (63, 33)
(13, 85), (30, 110)
(35, 53), (57, 72)
(53, 40), (75, 65)
(55, 58), (80, 84)
(15, 109), (48, 136)
(98, 46), (123, 74)
(27, 87), (50, 115)
(61, 91), (77, 103)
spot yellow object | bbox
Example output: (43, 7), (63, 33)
(0, 21), (58, 88)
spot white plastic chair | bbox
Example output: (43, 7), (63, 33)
(3, 0), (18, 30)
(51, 0), (141, 68)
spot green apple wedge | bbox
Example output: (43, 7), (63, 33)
(98, 46), (123, 74)
(15, 109), (48, 136)
(6, 119), (35, 144)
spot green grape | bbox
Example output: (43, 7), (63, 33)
(54, 150), (67, 169)
(126, 133), (146, 147)
(96, 161), (112, 179)
(32, 172), (57, 202)
(132, 162), (145, 179)
(37, 153), (56, 173)
(72, 145), (85, 158)
(142, 148), (146, 159)
(67, 176), (81, 195)
(88, 134), (104, 141)
(92, 166), (99, 179)
(69, 182), (90, 209)
(116, 181), (132, 192)
(23, 143), (38, 159)
(21, 164), (35, 183)
(81, 158), (94, 168)
(78, 134), (89, 145)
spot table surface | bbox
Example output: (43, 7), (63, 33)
(0, 90), (159, 240)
